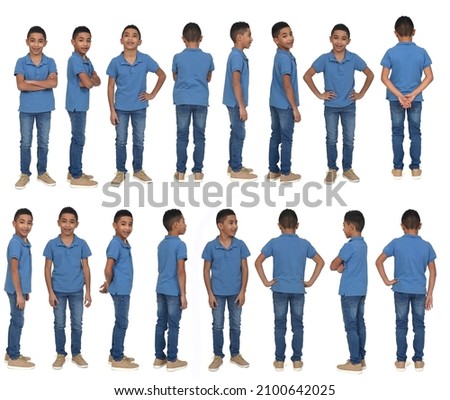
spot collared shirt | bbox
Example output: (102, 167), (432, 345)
(223, 47), (249, 107)
(66, 51), (95, 112)
(270, 49), (299, 109)
(106, 235), (133, 295)
(4, 234), (32, 295)
(338, 237), (368, 296)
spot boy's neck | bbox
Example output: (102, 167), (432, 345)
(167, 231), (179, 237)
(75, 50), (87, 59)
(281, 228), (296, 234)
(403, 228), (419, 235)
(397, 35), (413, 43)
(218, 233), (233, 248)
(29, 52), (43, 64)
(60, 233), (75, 245)
(277, 45), (290, 53)
(185, 41), (200, 49)
(234, 44), (246, 51)
(123, 48), (138, 59)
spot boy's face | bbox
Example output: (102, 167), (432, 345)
(342, 221), (353, 238)
(72, 32), (92, 57)
(274, 27), (294, 51)
(218, 215), (238, 237)
(13, 214), (33, 240)
(174, 217), (187, 235)
(114, 216), (133, 241)
(58, 213), (79, 237)
(238, 29), (253, 49)
(26, 32), (47, 56)
(330, 30), (350, 54)
(120, 28), (141, 50)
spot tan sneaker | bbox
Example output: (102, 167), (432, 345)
(5, 353), (31, 363)
(230, 169), (257, 181)
(337, 360), (362, 374)
(412, 168), (422, 179)
(111, 358), (139, 370)
(293, 360), (303, 371)
(133, 170), (152, 183)
(227, 165), (253, 175)
(108, 354), (135, 364)
(167, 358), (187, 372)
(15, 174), (30, 189)
(208, 355), (223, 372)
(414, 360), (424, 371)
(111, 171), (126, 187)
(273, 360), (284, 371)
(324, 169), (337, 185)
(392, 169), (402, 179)
(153, 358), (167, 369)
(67, 172), (94, 181)
(343, 169), (360, 183)
(280, 172), (301, 183)
(174, 172), (185, 182)
(37, 172), (56, 186)
(230, 354), (249, 368)
(395, 360), (406, 371)
(70, 176), (98, 188)
(361, 359), (367, 370)
(72, 354), (88, 368)
(7, 357), (35, 370)
(52, 354), (66, 370)
(267, 172), (281, 181)
(194, 172), (204, 182)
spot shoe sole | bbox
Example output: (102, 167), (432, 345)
(280, 178), (301, 184)
(7, 365), (35, 370)
(293, 366), (303, 371)
(37, 180), (56, 186)
(167, 365), (187, 372)
(208, 365), (222, 372)
(52, 365), (64, 370)
(336, 367), (362, 374)
(15, 186), (27, 190)
(72, 361), (88, 368)
(343, 177), (360, 183)
(111, 366), (139, 371)
(230, 177), (258, 182)
(153, 364), (167, 369)
(133, 176), (152, 183)
(230, 361), (249, 368)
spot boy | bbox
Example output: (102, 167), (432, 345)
(99, 209), (139, 370)
(330, 210), (368, 374)
(375, 209), (436, 372)
(381, 16), (433, 179)
(4, 208), (35, 369)
(43, 207), (92, 369)
(154, 209), (188, 371)
(223, 22), (257, 181)
(66, 26), (101, 188)
(303, 24), (374, 185)
(173, 22), (214, 183)
(254, 209), (324, 371)
(107, 25), (166, 187)
(14, 26), (58, 189)
(268, 22), (301, 184)
(202, 209), (250, 371)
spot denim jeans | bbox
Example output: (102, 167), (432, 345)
(227, 106), (246, 172)
(155, 293), (183, 361)
(6, 293), (25, 359)
(68, 111), (87, 178)
(53, 290), (84, 356)
(272, 292), (304, 362)
(115, 108), (147, 173)
(341, 295), (366, 364)
(268, 106), (295, 175)
(212, 295), (242, 357)
(389, 101), (422, 170)
(394, 292), (425, 362)
(110, 294), (130, 361)
(324, 103), (356, 171)
(176, 105), (207, 173)
(19, 111), (51, 176)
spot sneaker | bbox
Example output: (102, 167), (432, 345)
(70, 176), (98, 188)
(280, 172), (301, 183)
(266, 171), (281, 181)
(324, 169), (337, 185)
(343, 168), (360, 183)
(293, 360), (303, 371)
(108, 354), (135, 364)
(414, 360), (425, 371)
(174, 172), (185, 182)
(37, 172), (56, 186)
(227, 165), (253, 175)
(336, 360), (362, 374)
(67, 172), (94, 181)
(412, 168), (422, 179)
(166, 359), (187, 372)
(133, 170), (152, 183)
(392, 169), (402, 179)
(230, 354), (249, 368)
(15, 174), (30, 189)
(395, 360), (406, 371)
(153, 358), (167, 369)
(230, 169), (258, 181)
(52, 354), (66, 370)
(72, 354), (88, 368)
(273, 360), (284, 371)
(7, 357), (35, 370)
(193, 172), (204, 182)
(111, 358), (139, 370)
(208, 355), (223, 372)
(361, 359), (367, 370)
(111, 171), (126, 187)
(5, 353), (31, 363)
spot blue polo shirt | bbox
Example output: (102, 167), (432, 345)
(66, 52), (95, 112)
(156, 235), (187, 296)
(380, 42), (432, 102)
(106, 51), (159, 111)
(338, 237), (368, 296)
(383, 234), (436, 294)
(202, 237), (250, 296)
(4, 234), (32, 295)
(43, 235), (91, 293)
(222, 47), (249, 107)
(14, 53), (57, 113)
(172, 48), (214, 106)
(270, 49), (299, 109)
(312, 50), (367, 108)
(261, 233), (317, 294)
(106, 235), (133, 295)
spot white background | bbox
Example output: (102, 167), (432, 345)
(1, 0), (447, 398)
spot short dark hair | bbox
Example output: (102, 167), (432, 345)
(272, 21), (290, 38)
(230, 22), (250, 42)
(401, 209), (421, 230)
(27, 26), (46, 40)
(14, 208), (33, 222)
(278, 209), (298, 229)
(344, 210), (365, 232)
(331, 23), (350, 38)
(122, 24), (141, 39)
(395, 16), (414, 37)
(216, 209), (236, 224)
(183, 22), (202, 42)
(59, 206), (78, 221)
(72, 26), (91, 40)
(163, 209), (183, 231)
(114, 209), (133, 223)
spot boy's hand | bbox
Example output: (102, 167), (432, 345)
(99, 281), (108, 294)
(239, 106), (248, 122)
(350, 90), (364, 101)
(384, 278), (398, 287)
(180, 294), (188, 310)
(49, 293), (59, 308)
(319, 91), (336, 101)
(208, 294), (217, 309)
(425, 293), (433, 310)
(235, 292), (245, 307)
(110, 111), (119, 126)
(84, 293), (92, 308)
(139, 91), (156, 101)
(337, 265), (345, 273)
(263, 279), (276, 288)
(398, 95), (411, 109)
(293, 108), (301, 123)
(16, 294), (26, 310)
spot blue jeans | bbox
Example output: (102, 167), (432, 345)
(53, 290), (84, 356)
(341, 295), (366, 364)
(273, 292), (304, 362)
(155, 293), (183, 361)
(68, 111), (87, 178)
(115, 108), (147, 173)
(227, 106), (246, 172)
(19, 111), (51, 175)
(394, 292), (425, 362)
(389, 101), (422, 170)
(176, 105), (207, 173)
(110, 294), (130, 361)
(268, 106), (295, 175)
(212, 295), (242, 357)
(6, 293), (25, 359)
(324, 103), (356, 171)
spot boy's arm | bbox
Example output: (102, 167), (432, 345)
(303, 66), (336, 101)
(425, 260), (436, 310)
(351, 66), (374, 100)
(282, 74), (301, 122)
(78, 71), (101, 89)
(406, 65), (434, 103)
(203, 260), (217, 308)
(139, 67), (167, 101)
(330, 255), (345, 273)
(232, 71), (247, 121)
(304, 253), (325, 287)
(107, 77), (119, 126)
(235, 258), (249, 307)
(44, 258), (58, 307)
(177, 259), (187, 310)
(254, 253), (276, 287)
(81, 258), (92, 307)
(99, 258), (115, 293)
(16, 72), (57, 91)
(10, 258), (27, 309)
(207, 71), (212, 82)
(375, 252), (398, 286)
(381, 66), (410, 108)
